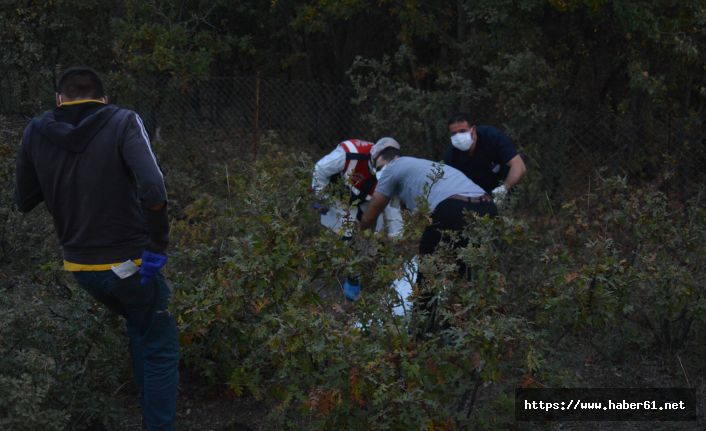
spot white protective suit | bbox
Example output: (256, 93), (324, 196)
(312, 145), (404, 238)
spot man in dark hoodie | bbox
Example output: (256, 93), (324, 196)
(14, 67), (178, 431)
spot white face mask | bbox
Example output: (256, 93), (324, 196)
(375, 163), (387, 180)
(451, 132), (473, 151)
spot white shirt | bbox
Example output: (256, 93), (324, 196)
(312, 146), (346, 195)
(312, 146), (404, 237)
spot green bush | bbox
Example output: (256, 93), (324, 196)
(170, 138), (704, 428)
(537, 175), (706, 354)
(2, 114), (703, 429)
(171, 140), (547, 429)
(0, 279), (131, 430)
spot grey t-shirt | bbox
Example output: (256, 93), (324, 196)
(375, 156), (486, 210)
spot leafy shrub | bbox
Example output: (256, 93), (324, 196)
(0, 278), (131, 430)
(171, 135), (704, 428)
(172, 139), (548, 429)
(536, 175), (706, 354)
(2, 112), (703, 429)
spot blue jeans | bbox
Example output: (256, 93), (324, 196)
(73, 270), (179, 431)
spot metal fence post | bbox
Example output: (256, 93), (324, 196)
(252, 74), (261, 156)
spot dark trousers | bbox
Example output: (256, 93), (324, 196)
(419, 198), (498, 256)
(416, 198), (498, 331)
(73, 271), (179, 431)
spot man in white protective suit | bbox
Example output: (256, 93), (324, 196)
(312, 138), (404, 301)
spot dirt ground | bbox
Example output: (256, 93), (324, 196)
(116, 369), (266, 431)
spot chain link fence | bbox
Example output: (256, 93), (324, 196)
(110, 75), (370, 155)
(1, 74), (703, 204)
(0, 73), (370, 150)
(519, 109), (704, 203)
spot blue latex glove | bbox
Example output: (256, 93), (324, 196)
(313, 202), (329, 215)
(343, 279), (361, 301)
(140, 250), (168, 285)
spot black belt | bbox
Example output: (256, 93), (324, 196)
(449, 194), (493, 203)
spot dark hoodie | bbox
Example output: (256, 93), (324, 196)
(14, 102), (168, 265)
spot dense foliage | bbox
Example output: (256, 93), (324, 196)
(2, 1), (704, 110)
(2, 1), (703, 199)
(3, 121), (703, 428)
(1, 1), (704, 429)
(166, 140), (705, 429)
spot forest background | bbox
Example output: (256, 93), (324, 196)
(0, 1), (704, 430)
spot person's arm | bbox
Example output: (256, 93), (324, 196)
(360, 192), (390, 230)
(312, 146), (346, 196)
(121, 112), (169, 252)
(489, 126), (525, 191)
(503, 154), (526, 191)
(383, 202), (404, 238)
(14, 124), (43, 213)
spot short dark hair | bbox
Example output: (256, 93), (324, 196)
(56, 67), (105, 99)
(377, 147), (401, 163)
(447, 112), (472, 126)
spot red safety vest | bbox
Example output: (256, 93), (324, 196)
(338, 139), (376, 198)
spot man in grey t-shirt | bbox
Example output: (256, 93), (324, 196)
(360, 138), (498, 331)
(360, 139), (497, 257)
(373, 156), (487, 212)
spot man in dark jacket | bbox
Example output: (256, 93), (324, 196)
(443, 112), (526, 206)
(14, 67), (178, 431)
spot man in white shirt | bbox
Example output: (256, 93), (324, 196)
(312, 138), (404, 300)
(312, 138), (403, 237)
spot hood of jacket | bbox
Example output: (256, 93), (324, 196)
(38, 102), (120, 153)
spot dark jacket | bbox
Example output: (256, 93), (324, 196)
(443, 125), (517, 194)
(14, 102), (168, 264)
